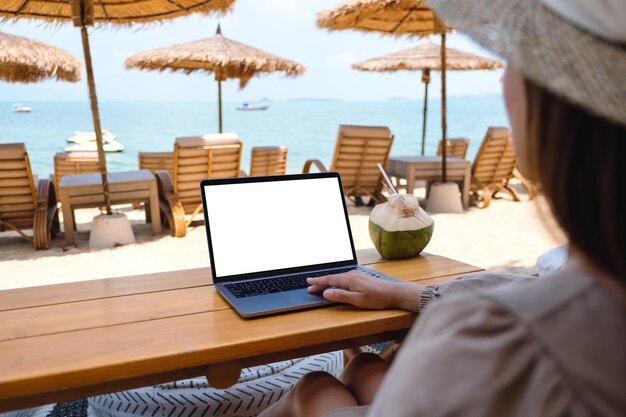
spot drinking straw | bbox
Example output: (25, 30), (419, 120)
(377, 163), (398, 195)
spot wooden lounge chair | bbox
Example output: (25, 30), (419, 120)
(0, 143), (59, 249)
(135, 152), (174, 210)
(138, 151), (174, 176)
(470, 127), (520, 208)
(303, 125), (394, 205)
(437, 138), (470, 159)
(513, 167), (538, 201)
(248, 146), (287, 176)
(156, 133), (243, 237)
(53, 152), (101, 230)
(53, 152), (100, 192)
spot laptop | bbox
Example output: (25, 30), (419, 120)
(200, 172), (399, 318)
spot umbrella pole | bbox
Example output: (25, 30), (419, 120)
(217, 80), (223, 133)
(80, 25), (112, 215)
(440, 33), (447, 183)
(421, 69), (430, 156)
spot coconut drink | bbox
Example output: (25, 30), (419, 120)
(369, 193), (434, 260)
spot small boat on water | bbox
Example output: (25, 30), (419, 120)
(237, 101), (269, 111)
(67, 129), (116, 143)
(65, 129), (124, 152)
(13, 104), (32, 113)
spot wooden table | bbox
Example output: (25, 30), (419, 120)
(59, 170), (161, 245)
(0, 249), (482, 412)
(387, 156), (472, 209)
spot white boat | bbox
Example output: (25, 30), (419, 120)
(13, 104), (32, 113)
(64, 130), (124, 152)
(67, 129), (116, 143)
(64, 138), (124, 153)
(237, 101), (269, 111)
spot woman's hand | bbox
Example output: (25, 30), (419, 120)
(307, 270), (423, 313)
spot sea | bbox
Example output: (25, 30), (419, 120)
(0, 97), (508, 178)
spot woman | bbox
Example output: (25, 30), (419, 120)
(260, 0), (626, 416)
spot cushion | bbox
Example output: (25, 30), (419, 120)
(55, 152), (99, 161)
(89, 352), (343, 417)
(175, 134), (241, 148)
(338, 125), (391, 140)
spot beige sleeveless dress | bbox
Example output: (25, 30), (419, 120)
(325, 267), (626, 417)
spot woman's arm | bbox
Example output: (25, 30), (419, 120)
(307, 270), (422, 312)
(307, 271), (538, 313)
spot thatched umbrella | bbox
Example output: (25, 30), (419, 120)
(317, 0), (449, 37)
(0, 0), (234, 215)
(0, 31), (81, 83)
(317, 0), (463, 182)
(353, 41), (504, 155)
(125, 25), (305, 133)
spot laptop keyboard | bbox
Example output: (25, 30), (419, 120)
(224, 267), (359, 298)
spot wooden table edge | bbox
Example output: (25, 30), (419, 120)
(0, 328), (409, 412)
(0, 254), (483, 412)
(0, 250), (481, 311)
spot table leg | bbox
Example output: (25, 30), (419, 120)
(148, 180), (162, 235)
(406, 165), (416, 196)
(60, 190), (75, 246)
(205, 360), (241, 389)
(462, 164), (471, 209)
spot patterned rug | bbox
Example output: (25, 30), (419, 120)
(46, 400), (87, 417)
(40, 349), (375, 417)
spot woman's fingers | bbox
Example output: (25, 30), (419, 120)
(307, 271), (397, 309)
(309, 272), (423, 312)
(307, 276), (330, 288)
(307, 274), (356, 293)
(307, 284), (327, 293)
(308, 271), (368, 290)
(322, 288), (362, 305)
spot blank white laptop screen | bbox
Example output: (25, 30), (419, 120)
(203, 177), (355, 278)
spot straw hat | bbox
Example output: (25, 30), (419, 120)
(427, 0), (626, 126)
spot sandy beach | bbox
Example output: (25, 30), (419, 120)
(0, 184), (563, 291)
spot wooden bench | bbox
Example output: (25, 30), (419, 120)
(58, 170), (161, 245)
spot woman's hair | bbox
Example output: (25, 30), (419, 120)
(524, 79), (626, 282)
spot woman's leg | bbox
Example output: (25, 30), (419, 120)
(340, 353), (390, 405)
(259, 371), (358, 417)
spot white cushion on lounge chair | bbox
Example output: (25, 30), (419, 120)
(338, 125), (391, 139)
(175, 133), (241, 148)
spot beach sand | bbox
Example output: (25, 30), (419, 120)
(0, 185), (563, 291)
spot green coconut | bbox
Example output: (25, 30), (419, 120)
(369, 194), (434, 260)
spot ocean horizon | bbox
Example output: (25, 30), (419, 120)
(1, 96), (508, 178)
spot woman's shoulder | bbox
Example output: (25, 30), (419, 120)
(401, 269), (625, 417)
(478, 267), (603, 323)
(428, 267), (622, 334)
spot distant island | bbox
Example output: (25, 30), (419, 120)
(287, 98), (342, 102)
(388, 96), (414, 102)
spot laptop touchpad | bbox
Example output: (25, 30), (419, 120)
(283, 290), (327, 305)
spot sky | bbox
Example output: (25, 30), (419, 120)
(1, 0), (506, 102)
